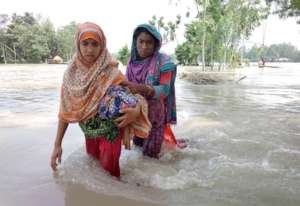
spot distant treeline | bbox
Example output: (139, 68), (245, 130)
(244, 43), (300, 62)
(0, 13), (77, 63)
(1, 2), (300, 67)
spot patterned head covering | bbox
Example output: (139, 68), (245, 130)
(59, 22), (124, 123)
(76, 22), (106, 67)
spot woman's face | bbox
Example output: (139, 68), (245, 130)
(136, 32), (156, 59)
(79, 39), (101, 64)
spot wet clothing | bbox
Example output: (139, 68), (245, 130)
(126, 24), (178, 158)
(85, 136), (122, 177)
(58, 22), (150, 177)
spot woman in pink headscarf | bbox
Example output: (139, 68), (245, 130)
(50, 22), (150, 178)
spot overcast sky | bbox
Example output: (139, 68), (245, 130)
(1, 0), (299, 53)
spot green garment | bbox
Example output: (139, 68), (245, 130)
(79, 116), (120, 142)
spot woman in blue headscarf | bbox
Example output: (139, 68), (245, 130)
(125, 24), (183, 158)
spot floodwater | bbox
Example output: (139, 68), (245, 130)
(0, 63), (299, 206)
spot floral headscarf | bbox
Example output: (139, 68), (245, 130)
(59, 22), (125, 123)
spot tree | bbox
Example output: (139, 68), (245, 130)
(11, 12), (36, 26)
(56, 21), (78, 61)
(266, 0), (300, 22)
(149, 15), (181, 45)
(14, 23), (50, 62)
(0, 13), (78, 63)
(244, 43), (300, 62)
(175, 0), (269, 70)
(1, 13), (60, 63)
(175, 42), (198, 65)
(0, 14), (9, 62)
(40, 18), (58, 58)
(2, 13), (44, 63)
(117, 45), (130, 65)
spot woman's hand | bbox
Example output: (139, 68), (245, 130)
(50, 145), (63, 171)
(50, 120), (68, 171)
(122, 81), (154, 97)
(126, 82), (139, 94)
(114, 103), (141, 128)
(120, 80), (140, 94)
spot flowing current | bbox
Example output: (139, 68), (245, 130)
(0, 63), (299, 206)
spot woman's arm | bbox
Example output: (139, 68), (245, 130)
(126, 83), (154, 98)
(124, 70), (173, 100)
(50, 119), (69, 171)
(151, 70), (172, 100)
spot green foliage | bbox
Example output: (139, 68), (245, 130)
(11, 12), (36, 26)
(149, 15), (181, 44)
(40, 19), (58, 58)
(266, 0), (300, 22)
(175, 42), (199, 65)
(1, 13), (52, 63)
(117, 45), (130, 65)
(175, 0), (269, 70)
(0, 13), (78, 63)
(18, 24), (51, 62)
(245, 43), (300, 62)
(243, 45), (262, 61)
(56, 21), (77, 61)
